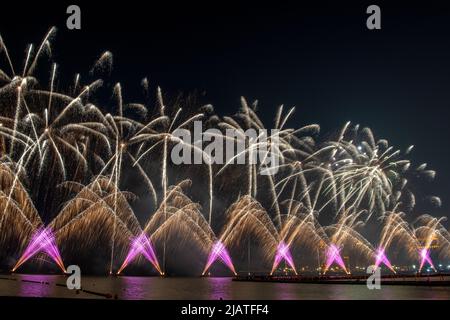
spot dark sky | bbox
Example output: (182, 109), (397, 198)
(1, 0), (450, 216)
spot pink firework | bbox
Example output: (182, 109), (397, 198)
(12, 227), (65, 273)
(324, 244), (349, 274)
(270, 241), (297, 275)
(374, 248), (395, 273)
(117, 233), (162, 275)
(419, 248), (435, 272)
(202, 241), (236, 275)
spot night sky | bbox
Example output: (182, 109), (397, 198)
(1, 0), (450, 216)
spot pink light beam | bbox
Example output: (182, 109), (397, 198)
(202, 241), (237, 275)
(117, 233), (162, 275)
(12, 227), (65, 273)
(374, 248), (395, 273)
(324, 244), (349, 274)
(419, 248), (436, 272)
(270, 241), (297, 275)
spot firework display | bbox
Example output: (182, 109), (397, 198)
(0, 28), (449, 276)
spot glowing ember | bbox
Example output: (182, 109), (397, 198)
(117, 233), (162, 275)
(202, 241), (236, 275)
(419, 248), (435, 272)
(12, 227), (65, 273)
(324, 244), (348, 274)
(374, 248), (395, 273)
(270, 241), (297, 275)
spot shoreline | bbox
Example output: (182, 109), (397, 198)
(233, 273), (450, 286)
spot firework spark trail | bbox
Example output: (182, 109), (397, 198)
(270, 241), (297, 275)
(217, 101), (318, 227)
(142, 180), (218, 274)
(321, 208), (377, 274)
(371, 212), (419, 273)
(218, 196), (279, 260)
(202, 241), (237, 275)
(374, 247), (395, 273)
(324, 244), (348, 274)
(199, 195), (281, 275)
(117, 233), (162, 275)
(0, 161), (42, 256)
(413, 215), (449, 272)
(129, 90), (213, 224)
(419, 248), (435, 272)
(0, 28), (448, 275)
(46, 176), (141, 273)
(318, 123), (435, 222)
(12, 226), (65, 272)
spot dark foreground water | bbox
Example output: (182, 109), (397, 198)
(1, 274), (450, 299)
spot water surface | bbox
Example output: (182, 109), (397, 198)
(1, 275), (449, 300)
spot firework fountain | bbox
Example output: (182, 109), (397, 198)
(0, 28), (448, 276)
(324, 244), (349, 274)
(419, 248), (435, 272)
(270, 241), (297, 275)
(12, 227), (65, 272)
(117, 233), (161, 275)
(374, 248), (395, 273)
(202, 241), (237, 276)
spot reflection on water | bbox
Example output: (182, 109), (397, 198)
(17, 274), (55, 297)
(120, 276), (147, 300)
(119, 277), (234, 300)
(1, 275), (450, 300)
(207, 277), (231, 300)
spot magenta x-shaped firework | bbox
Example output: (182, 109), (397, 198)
(270, 241), (297, 275)
(374, 247), (395, 273)
(419, 248), (435, 272)
(13, 227), (65, 273)
(117, 233), (162, 275)
(324, 244), (348, 274)
(202, 241), (237, 275)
